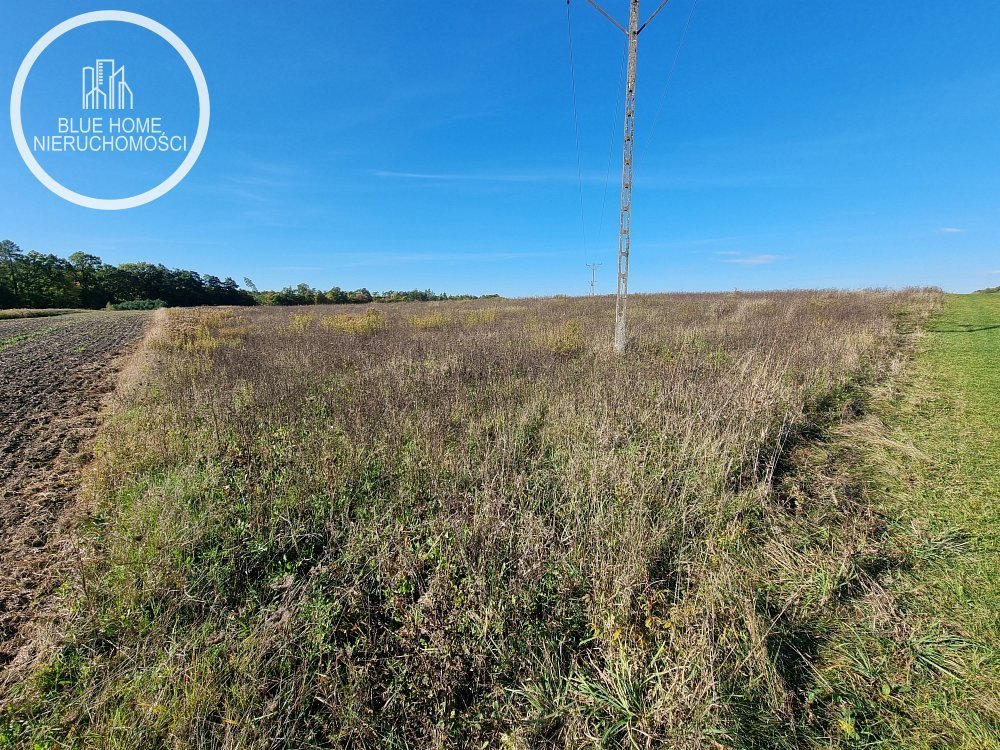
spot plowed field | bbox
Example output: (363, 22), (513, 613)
(0, 312), (149, 678)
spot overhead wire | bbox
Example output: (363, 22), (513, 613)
(566, 0), (696, 264)
(599, 43), (628, 242)
(565, 0), (589, 257)
(638, 0), (701, 171)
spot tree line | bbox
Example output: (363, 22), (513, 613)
(0, 240), (493, 310)
(255, 283), (491, 306)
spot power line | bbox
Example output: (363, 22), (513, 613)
(579, 0), (679, 355)
(639, 0), (672, 33)
(568, 1), (627, 298)
(598, 45), (628, 250)
(584, 0), (626, 34)
(565, 0), (588, 257)
(641, 0), (700, 166)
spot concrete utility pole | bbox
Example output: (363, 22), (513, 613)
(587, 262), (603, 295)
(584, 0), (671, 354)
(615, 0), (640, 354)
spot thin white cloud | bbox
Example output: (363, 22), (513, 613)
(313, 250), (559, 269)
(371, 169), (771, 189)
(715, 250), (741, 256)
(939, 227), (964, 233)
(721, 254), (781, 266)
(371, 169), (588, 184)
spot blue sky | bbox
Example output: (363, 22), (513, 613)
(1, 1), (998, 295)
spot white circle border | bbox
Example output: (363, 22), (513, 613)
(9, 10), (210, 211)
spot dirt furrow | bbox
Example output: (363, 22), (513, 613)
(0, 311), (150, 678)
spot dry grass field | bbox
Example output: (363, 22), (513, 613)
(0, 309), (88, 321)
(8, 289), (986, 749)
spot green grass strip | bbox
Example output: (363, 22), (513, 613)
(887, 293), (1000, 745)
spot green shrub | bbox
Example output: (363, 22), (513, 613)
(111, 299), (168, 311)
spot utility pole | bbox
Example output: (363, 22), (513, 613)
(615, 0), (640, 354)
(583, 0), (672, 354)
(586, 262), (602, 296)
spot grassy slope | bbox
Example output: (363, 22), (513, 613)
(884, 294), (1000, 745)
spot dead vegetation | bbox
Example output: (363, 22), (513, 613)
(0, 290), (946, 748)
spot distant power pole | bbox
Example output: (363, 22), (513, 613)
(584, 0), (672, 354)
(586, 262), (603, 295)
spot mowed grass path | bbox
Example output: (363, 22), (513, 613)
(890, 293), (1000, 744)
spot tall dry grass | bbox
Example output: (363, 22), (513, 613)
(0, 308), (86, 320)
(2, 290), (941, 749)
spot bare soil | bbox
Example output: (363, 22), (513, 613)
(0, 312), (149, 680)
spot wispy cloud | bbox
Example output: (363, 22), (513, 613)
(372, 169), (569, 183)
(939, 227), (964, 233)
(371, 169), (771, 190)
(275, 250), (559, 271)
(715, 250), (741, 256)
(721, 254), (781, 266)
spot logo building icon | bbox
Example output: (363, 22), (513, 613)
(81, 59), (133, 110)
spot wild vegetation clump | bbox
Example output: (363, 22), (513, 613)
(407, 310), (453, 329)
(110, 298), (168, 311)
(463, 307), (500, 326)
(287, 312), (316, 332)
(534, 319), (586, 356)
(321, 309), (384, 334)
(1, 290), (953, 748)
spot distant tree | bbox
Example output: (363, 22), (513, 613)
(0, 243), (256, 310)
(19, 251), (78, 307)
(348, 288), (373, 304)
(0, 239), (487, 310)
(68, 251), (110, 307)
(0, 240), (23, 306)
